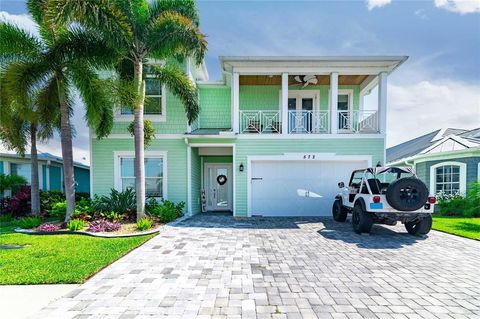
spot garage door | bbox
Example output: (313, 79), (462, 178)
(251, 160), (367, 216)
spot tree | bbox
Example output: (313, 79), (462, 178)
(0, 0), (118, 221)
(48, 0), (207, 219)
(0, 69), (59, 214)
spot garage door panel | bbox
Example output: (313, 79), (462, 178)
(251, 160), (366, 216)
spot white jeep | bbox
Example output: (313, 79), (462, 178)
(332, 167), (436, 235)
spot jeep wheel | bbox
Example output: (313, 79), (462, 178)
(332, 199), (348, 222)
(405, 214), (432, 235)
(386, 177), (429, 211)
(352, 203), (373, 234)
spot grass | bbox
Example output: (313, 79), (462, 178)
(432, 216), (480, 240)
(0, 220), (154, 285)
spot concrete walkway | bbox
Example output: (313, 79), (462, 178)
(0, 284), (79, 319)
(31, 214), (480, 318)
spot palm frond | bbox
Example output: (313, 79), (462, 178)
(149, 64), (199, 124)
(147, 11), (207, 65)
(149, 0), (200, 26)
(0, 22), (44, 63)
(46, 0), (134, 48)
(36, 76), (61, 140)
(68, 65), (114, 138)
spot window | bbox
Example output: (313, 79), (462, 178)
(435, 165), (460, 195)
(119, 156), (164, 197)
(10, 163), (31, 183)
(430, 162), (467, 195)
(120, 65), (164, 116)
(337, 91), (353, 130)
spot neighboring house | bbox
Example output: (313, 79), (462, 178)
(387, 128), (480, 196)
(91, 56), (408, 217)
(0, 152), (90, 196)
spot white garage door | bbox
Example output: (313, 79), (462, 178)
(251, 160), (367, 216)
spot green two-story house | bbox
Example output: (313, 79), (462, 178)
(90, 56), (407, 217)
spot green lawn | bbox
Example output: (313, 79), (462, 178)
(0, 220), (154, 285)
(432, 217), (480, 240)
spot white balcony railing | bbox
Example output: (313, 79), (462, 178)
(338, 110), (379, 133)
(240, 110), (281, 134)
(288, 110), (329, 134)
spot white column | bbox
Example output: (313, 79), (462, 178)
(186, 146), (192, 216)
(329, 72), (339, 134)
(232, 72), (240, 133)
(378, 72), (388, 134)
(281, 72), (289, 135)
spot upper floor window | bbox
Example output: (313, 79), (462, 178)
(120, 65), (164, 116)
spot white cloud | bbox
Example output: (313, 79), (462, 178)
(0, 11), (39, 37)
(434, 0), (480, 14)
(366, 0), (392, 10)
(414, 9), (428, 19)
(386, 80), (480, 147)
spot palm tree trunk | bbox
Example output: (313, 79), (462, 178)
(56, 75), (76, 222)
(30, 123), (41, 215)
(134, 61), (146, 219)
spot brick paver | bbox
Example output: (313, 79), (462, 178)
(31, 214), (480, 319)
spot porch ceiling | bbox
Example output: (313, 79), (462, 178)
(239, 74), (370, 86)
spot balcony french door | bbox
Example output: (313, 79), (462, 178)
(288, 91), (319, 133)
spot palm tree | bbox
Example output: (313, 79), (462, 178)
(0, 0), (118, 221)
(48, 0), (207, 218)
(0, 70), (59, 215)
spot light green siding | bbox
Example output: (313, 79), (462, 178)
(238, 85), (360, 113)
(191, 148), (201, 214)
(198, 87), (231, 129)
(233, 138), (385, 217)
(49, 166), (62, 191)
(91, 138), (188, 207)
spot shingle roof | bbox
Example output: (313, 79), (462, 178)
(0, 152), (89, 169)
(386, 128), (480, 163)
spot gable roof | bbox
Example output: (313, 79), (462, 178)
(386, 128), (480, 163)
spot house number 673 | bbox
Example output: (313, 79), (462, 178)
(303, 155), (316, 159)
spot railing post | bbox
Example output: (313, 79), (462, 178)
(232, 72), (240, 134)
(281, 72), (288, 135)
(378, 72), (387, 134)
(329, 72), (338, 134)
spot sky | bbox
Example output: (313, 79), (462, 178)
(1, 0), (479, 165)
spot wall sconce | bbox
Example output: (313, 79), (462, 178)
(239, 163), (244, 172)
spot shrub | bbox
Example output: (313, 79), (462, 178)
(75, 192), (90, 202)
(92, 188), (136, 214)
(70, 210), (92, 221)
(49, 201), (67, 219)
(40, 190), (64, 213)
(67, 219), (88, 231)
(37, 223), (61, 232)
(0, 213), (13, 223)
(136, 217), (153, 231)
(0, 174), (27, 193)
(17, 216), (42, 229)
(10, 186), (32, 217)
(92, 211), (124, 222)
(148, 199), (185, 223)
(87, 220), (121, 232)
(437, 182), (480, 217)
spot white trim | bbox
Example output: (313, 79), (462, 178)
(246, 153), (372, 217)
(232, 72), (240, 133)
(237, 133), (384, 139)
(46, 165), (50, 190)
(89, 128), (93, 196)
(187, 146), (192, 216)
(329, 72), (338, 134)
(113, 150), (168, 199)
(421, 135), (477, 154)
(429, 161), (467, 195)
(283, 90), (321, 112)
(204, 163), (233, 211)
(388, 147), (480, 166)
(39, 165), (44, 191)
(378, 72), (387, 135)
(281, 72), (289, 136)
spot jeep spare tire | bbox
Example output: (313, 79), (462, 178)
(385, 177), (428, 211)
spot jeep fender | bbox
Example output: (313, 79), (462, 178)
(354, 198), (367, 211)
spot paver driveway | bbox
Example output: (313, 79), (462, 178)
(32, 214), (480, 319)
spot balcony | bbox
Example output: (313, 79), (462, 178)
(239, 110), (379, 134)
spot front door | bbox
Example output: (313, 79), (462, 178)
(205, 164), (233, 211)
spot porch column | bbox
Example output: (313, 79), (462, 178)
(329, 72), (339, 134)
(232, 72), (240, 134)
(378, 72), (388, 134)
(281, 72), (289, 135)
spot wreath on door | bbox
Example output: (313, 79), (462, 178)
(217, 174), (227, 185)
